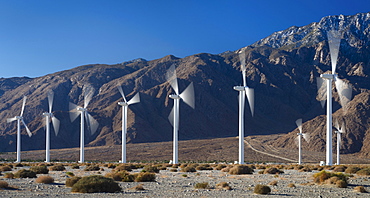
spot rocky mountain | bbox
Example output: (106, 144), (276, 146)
(0, 12), (369, 157)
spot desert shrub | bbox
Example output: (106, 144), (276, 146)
(130, 184), (145, 191)
(254, 184), (271, 195)
(194, 182), (209, 189)
(228, 165), (253, 175)
(115, 164), (132, 172)
(66, 172), (75, 177)
(258, 170), (264, 174)
(0, 166), (12, 172)
(14, 169), (37, 178)
(71, 165), (79, 169)
(107, 164), (116, 169)
(14, 163), (23, 167)
(181, 166), (196, 173)
(196, 164), (213, 171)
(287, 183), (296, 188)
(134, 172), (156, 182)
(170, 168), (178, 172)
(4, 173), (14, 179)
(354, 186), (367, 193)
(182, 174), (187, 177)
(220, 166), (231, 172)
(84, 165), (100, 171)
(0, 181), (9, 188)
(345, 166), (361, 174)
(264, 167), (284, 174)
(216, 182), (232, 190)
(299, 167), (312, 172)
(49, 165), (65, 171)
(66, 176), (82, 187)
(215, 164), (227, 170)
(294, 165), (304, 170)
(30, 166), (49, 174)
(105, 171), (134, 182)
(71, 175), (121, 193)
(336, 180), (347, 188)
(171, 164), (179, 168)
(268, 180), (278, 186)
(36, 176), (54, 184)
(356, 168), (370, 176)
(333, 166), (346, 172)
(142, 165), (160, 173)
(313, 170), (348, 186)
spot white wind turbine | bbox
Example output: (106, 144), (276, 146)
(69, 86), (99, 163)
(43, 90), (60, 163)
(117, 86), (140, 163)
(295, 118), (310, 165)
(317, 30), (352, 165)
(334, 120), (345, 165)
(234, 49), (254, 164)
(166, 65), (195, 164)
(7, 96), (32, 163)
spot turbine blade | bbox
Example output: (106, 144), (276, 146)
(179, 82), (195, 109)
(168, 106), (174, 126)
(86, 113), (99, 135)
(47, 90), (54, 113)
(21, 119), (32, 137)
(84, 85), (94, 108)
(327, 30), (341, 74)
(69, 102), (81, 122)
(239, 49), (247, 86)
(302, 133), (310, 143)
(118, 86), (127, 103)
(335, 78), (352, 111)
(166, 65), (179, 95)
(316, 77), (326, 108)
(245, 87), (254, 116)
(7, 117), (17, 123)
(52, 117), (60, 136)
(341, 122), (345, 133)
(295, 136), (299, 147)
(128, 92), (140, 105)
(295, 118), (302, 133)
(20, 96), (27, 117)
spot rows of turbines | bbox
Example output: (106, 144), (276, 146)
(6, 29), (353, 165)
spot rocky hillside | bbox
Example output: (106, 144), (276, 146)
(0, 12), (369, 157)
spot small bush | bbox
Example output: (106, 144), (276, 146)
(264, 167), (284, 174)
(336, 180), (347, 188)
(333, 166), (346, 172)
(228, 165), (253, 175)
(196, 164), (213, 171)
(0, 166), (12, 172)
(182, 174), (187, 177)
(181, 166), (196, 173)
(130, 184), (145, 191)
(71, 165), (80, 169)
(66, 176), (82, 187)
(268, 180), (278, 186)
(14, 163), (23, 167)
(313, 170), (348, 187)
(356, 168), (370, 176)
(254, 184), (271, 194)
(215, 164), (227, 170)
(14, 169), (37, 178)
(170, 168), (178, 172)
(49, 165), (65, 171)
(299, 167), (312, 172)
(220, 166), (231, 172)
(71, 175), (121, 193)
(142, 165), (160, 173)
(4, 173), (14, 179)
(115, 164), (132, 172)
(345, 166), (361, 174)
(84, 165), (100, 171)
(36, 176), (54, 184)
(0, 181), (9, 189)
(30, 166), (49, 174)
(105, 171), (135, 182)
(194, 182), (209, 189)
(216, 182), (232, 190)
(66, 172), (75, 177)
(134, 172), (156, 182)
(287, 183), (296, 188)
(354, 186), (367, 193)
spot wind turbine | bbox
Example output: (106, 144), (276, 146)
(295, 118), (310, 165)
(43, 90), (60, 163)
(234, 49), (254, 164)
(166, 65), (195, 164)
(334, 120), (345, 165)
(117, 86), (140, 163)
(317, 30), (352, 165)
(7, 96), (32, 163)
(69, 86), (99, 163)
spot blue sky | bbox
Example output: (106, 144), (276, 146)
(0, 0), (369, 78)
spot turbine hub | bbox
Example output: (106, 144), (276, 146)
(233, 86), (245, 91)
(297, 133), (303, 136)
(118, 102), (128, 106)
(42, 112), (53, 117)
(169, 94), (181, 99)
(77, 107), (86, 111)
(320, 73), (336, 80)
(15, 116), (22, 119)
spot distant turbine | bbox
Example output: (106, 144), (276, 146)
(69, 86), (99, 163)
(117, 86), (140, 163)
(43, 90), (60, 163)
(7, 96), (32, 163)
(166, 65), (195, 164)
(317, 30), (352, 165)
(234, 49), (254, 164)
(334, 120), (345, 165)
(295, 118), (310, 165)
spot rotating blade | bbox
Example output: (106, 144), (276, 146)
(334, 119), (340, 131)
(84, 85), (94, 108)
(316, 77), (326, 108)
(327, 30), (341, 74)
(69, 102), (81, 122)
(295, 118), (302, 133)
(7, 117), (17, 123)
(86, 113), (99, 135)
(302, 133), (310, 143)
(335, 78), (352, 111)
(340, 122), (346, 134)
(295, 136), (299, 147)
(47, 90), (54, 113)
(239, 49), (247, 86)
(166, 65), (179, 95)
(168, 106), (174, 126)
(118, 86), (127, 103)
(128, 92), (140, 105)
(21, 119), (32, 137)
(179, 82), (195, 109)
(51, 117), (60, 136)
(246, 87), (254, 116)
(20, 96), (27, 117)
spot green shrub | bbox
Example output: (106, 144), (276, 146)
(194, 182), (209, 189)
(66, 172), (75, 177)
(71, 175), (121, 193)
(84, 165), (100, 171)
(228, 165), (253, 175)
(345, 166), (361, 174)
(115, 164), (133, 172)
(36, 175), (54, 184)
(14, 169), (37, 178)
(196, 164), (213, 171)
(142, 165), (159, 173)
(356, 168), (370, 176)
(49, 165), (65, 171)
(313, 170), (348, 187)
(134, 172), (156, 182)
(254, 184), (271, 194)
(105, 171), (135, 182)
(66, 176), (82, 187)
(30, 166), (49, 174)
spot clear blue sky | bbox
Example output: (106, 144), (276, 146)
(0, 0), (369, 78)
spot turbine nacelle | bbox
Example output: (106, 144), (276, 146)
(77, 107), (87, 112)
(297, 133), (303, 136)
(169, 94), (181, 100)
(118, 102), (129, 106)
(15, 116), (22, 120)
(42, 112), (53, 117)
(320, 73), (336, 80)
(233, 86), (246, 91)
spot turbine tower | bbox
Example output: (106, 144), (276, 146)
(69, 86), (99, 163)
(166, 65), (195, 164)
(7, 96), (32, 163)
(234, 49), (254, 164)
(43, 90), (60, 163)
(334, 120), (345, 165)
(317, 30), (352, 165)
(117, 86), (140, 163)
(295, 118), (310, 165)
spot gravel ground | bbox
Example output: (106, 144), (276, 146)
(1, 164), (370, 197)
